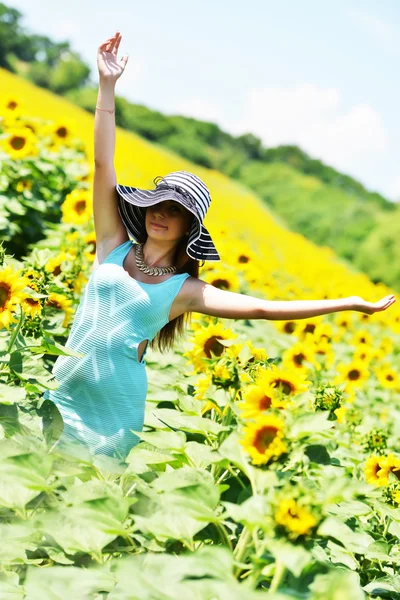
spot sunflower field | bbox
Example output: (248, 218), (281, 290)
(1, 67), (400, 599)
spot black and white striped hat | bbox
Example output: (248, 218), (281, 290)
(116, 170), (220, 262)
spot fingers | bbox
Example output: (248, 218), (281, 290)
(99, 31), (122, 52)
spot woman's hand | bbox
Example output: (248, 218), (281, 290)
(97, 30), (128, 83)
(350, 294), (396, 315)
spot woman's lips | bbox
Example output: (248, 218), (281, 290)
(151, 222), (167, 229)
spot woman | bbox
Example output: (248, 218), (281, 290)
(43, 31), (396, 462)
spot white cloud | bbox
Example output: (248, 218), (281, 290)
(383, 175), (400, 203)
(163, 84), (391, 198)
(346, 8), (400, 56)
(221, 83), (388, 184)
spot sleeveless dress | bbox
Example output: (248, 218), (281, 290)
(42, 239), (190, 460)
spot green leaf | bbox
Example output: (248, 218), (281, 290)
(265, 538), (312, 577)
(0, 451), (54, 511)
(148, 408), (229, 435)
(0, 383), (26, 405)
(310, 569), (366, 599)
(36, 495), (130, 556)
(317, 517), (374, 555)
(304, 444), (331, 464)
(290, 412), (334, 439)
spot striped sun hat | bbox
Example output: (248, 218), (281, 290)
(115, 170), (220, 262)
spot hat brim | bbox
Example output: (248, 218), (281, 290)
(116, 184), (220, 262)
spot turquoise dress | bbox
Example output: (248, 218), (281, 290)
(43, 239), (190, 460)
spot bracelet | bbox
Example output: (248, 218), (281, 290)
(96, 106), (115, 114)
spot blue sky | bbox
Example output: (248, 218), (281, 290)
(9, 0), (400, 201)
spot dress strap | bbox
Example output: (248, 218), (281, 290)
(101, 240), (132, 265)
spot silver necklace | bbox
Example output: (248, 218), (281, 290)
(134, 243), (177, 276)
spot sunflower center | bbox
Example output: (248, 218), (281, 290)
(254, 425), (278, 453)
(11, 135), (26, 150)
(212, 279), (229, 290)
(74, 200), (87, 215)
(348, 369), (361, 381)
(25, 298), (39, 306)
(259, 395), (272, 410)
(294, 353), (305, 366)
(204, 336), (225, 358)
(386, 374), (394, 381)
(273, 379), (294, 395)
(283, 322), (296, 334)
(56, 126), (68, 138)
(0, 284), (11, 309)
(305, 323), (316, 334)
(238, 255), (249, 263)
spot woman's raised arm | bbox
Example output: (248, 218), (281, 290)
(93, 31), (129, 252)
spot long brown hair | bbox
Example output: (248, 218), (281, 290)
(137, 213), (205, 354)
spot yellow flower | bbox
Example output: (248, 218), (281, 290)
(0, 126), (39, 159)
(374, 364), (400, 391)
(378, 454), (400, 485)
(202, 265), (241, 292)
(237, 382), (287, 419)
(45, 293), (74, 328)
(239, 414), (287, 466)
(275, 498), (317, 538)
(183, 321), (238, 373)
(61, 189), (92, 225)
(0, 266), (31, 329)
(255, 363), (312, 399)
(281, 339), (320, 372)
(334, 358), (370, 393)
(21, 295), (42, 318)
(334, 406), (347, 423)
(364, 455), (388, 487)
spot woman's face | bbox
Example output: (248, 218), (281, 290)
(145, 200), (193, 243)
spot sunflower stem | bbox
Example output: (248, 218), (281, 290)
(233, 525), (252, 577)
(268, 559), (286, 594)
(7, 303), (24, 354)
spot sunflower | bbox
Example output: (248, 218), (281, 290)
(306, 335), (336, 369)
(45, 293), (74, 328)
(203, 266), (241, 292)
(15, 179), (33, 193)
(0, 266), (31, 329)
(364, 455), (388, 487)
(350, 328), (374, 347)
(334, 359), (370, 392)
(255, 363), (312, 400)
(239, 414), (287, 465)
(281, 339), (320, 372)
(21, 268), (42, 293)
(61, 189), (92, 225)
(333, 312), (355, 332)
(183, 321), (239, 373)
(377, 454), (400, 485)
(237, 382), (288, 419)
(42, 118), (76, 147)
(352, 344), (375, 364)
(45, 251), (77, 278)
(379, 336), (394, 355)
(1, 126), (39, 160)
(275, 498), (317, 539)
(21, 295), (42, 319)
(83, 232), (97, 260)
(374, 364), (400, 391)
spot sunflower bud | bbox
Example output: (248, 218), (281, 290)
(313, 383), (343, 418)
(362, 428), (388, 454)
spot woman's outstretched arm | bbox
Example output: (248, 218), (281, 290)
(184, 278), (396, 320)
